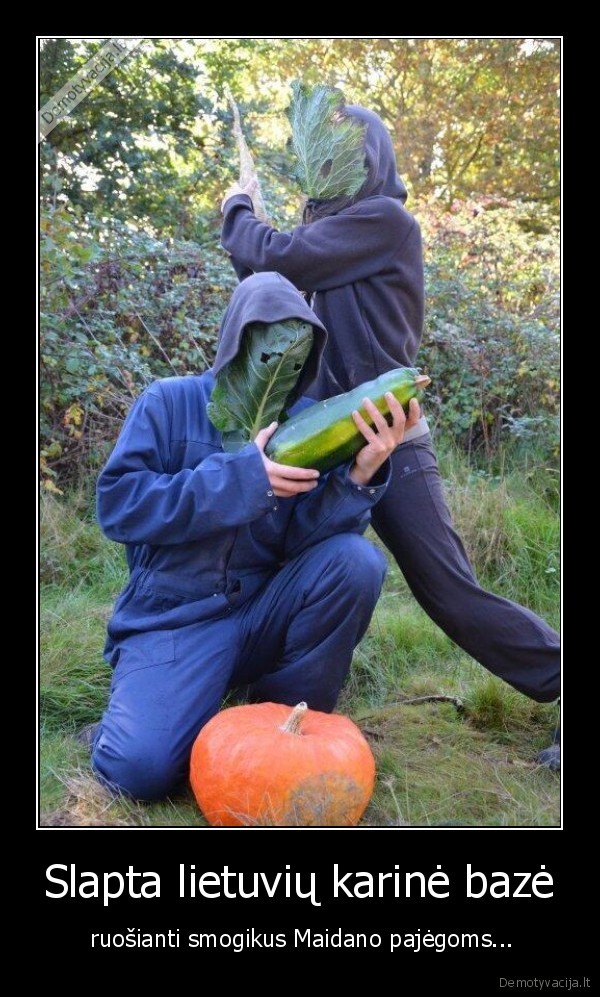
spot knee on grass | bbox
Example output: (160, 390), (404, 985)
(91, 735), (184, 802)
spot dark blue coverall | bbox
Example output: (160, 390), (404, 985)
(92, 273), (389, 800)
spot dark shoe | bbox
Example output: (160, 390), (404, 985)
(75, 722), (100, 750)
(536, 726), (560, 771)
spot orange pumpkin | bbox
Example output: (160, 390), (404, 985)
(190, 701), (375, 827)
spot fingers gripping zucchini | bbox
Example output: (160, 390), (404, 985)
(265, 367), (431, 473)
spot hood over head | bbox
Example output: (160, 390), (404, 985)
(303, 104), (407, 222)
(212, 271), (327, 401)
(347, 105), (407, 202)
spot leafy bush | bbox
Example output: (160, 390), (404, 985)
(418, 197), (559, 461)
(40, 205), (236, 488)
(40, 196), (559, 487)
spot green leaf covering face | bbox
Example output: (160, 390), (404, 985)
(207, 320), (314, 451)
(287, 81), (368, 200)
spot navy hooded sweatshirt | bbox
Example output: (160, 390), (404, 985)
(97, 272), (389, 649)
(221, 105), (424, 399)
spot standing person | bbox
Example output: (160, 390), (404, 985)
(90, 272), (417, 800)
(220, 98), (560, 768)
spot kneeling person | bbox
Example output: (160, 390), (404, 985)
(91, 272), (420, 800)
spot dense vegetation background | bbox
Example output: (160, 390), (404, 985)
(39, 37), (560, 826)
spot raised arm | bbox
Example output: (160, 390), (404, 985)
(221, 193), (418, 292)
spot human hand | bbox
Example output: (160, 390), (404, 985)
(349, 395), (421, 486)
(254, 423), (320, 498)
(221, 177), (260, 213)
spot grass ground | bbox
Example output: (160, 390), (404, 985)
(39, 444), (560, 827)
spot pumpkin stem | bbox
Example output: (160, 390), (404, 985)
(280, 701), (308, 735)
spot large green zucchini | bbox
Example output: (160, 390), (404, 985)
(265, 367), (430, 473)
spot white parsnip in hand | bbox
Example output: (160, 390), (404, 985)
(224, 84), (269, 223)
